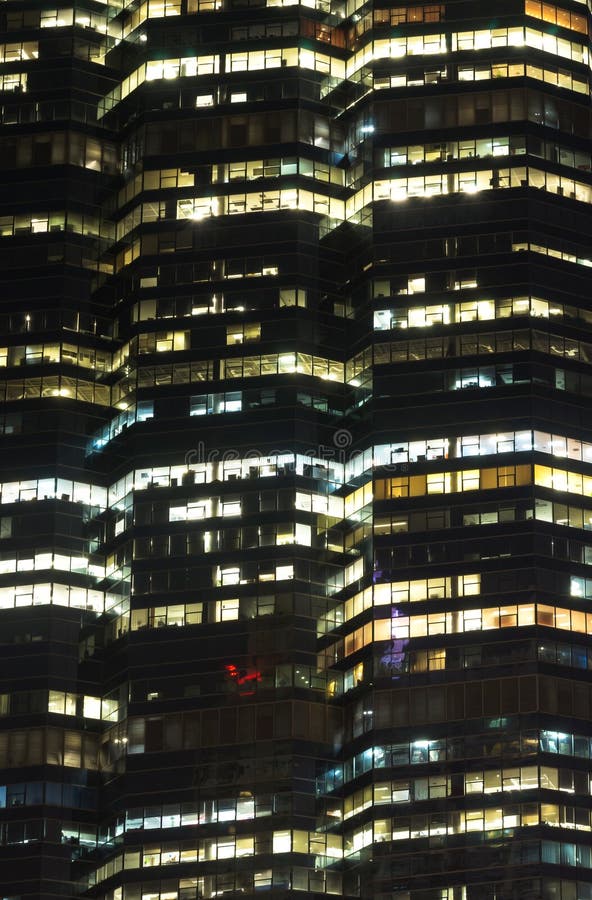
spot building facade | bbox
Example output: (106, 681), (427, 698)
(1, 0), (592, 898)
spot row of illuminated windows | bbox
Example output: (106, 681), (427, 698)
(0, 727), (99, 770)
(458, 61), (587, 94)
(220, 351), (343, 381)
(387, 135), (514, 167)
(0, 211), (104, 238)
(345, 764), (586, 820)
(526, 0), (588, 34)
(100, 48), (343, 115)
(91, 828), (342, 887)
(346, 33), (444, 77)
(0, 427), (583, 516)
(356, 429), (592, 475)
(331, 605), (542, 664)
(127, 602), (201, 631)
(175, 187), (344, 224)
(377, 463), (592, 500)
(0, 41), (38, 62)
(462, 25), (586, 56)
(0, 584), (113, 614)
(0, 552), (103, 578)
(372, 166), (592, 205)
(374, 329), (592, 365)
(0, 341), (111, 372)
(375, 464), (533, 499)
(0, 477), (106, 507)
(374, 296), (592, 332)
(374, 59), (588, 95)
(346, 27), (587, 83)
(0, 375), (110, 405)
(155, 193), (312, 245)
(38, 7), (108, 30)
(382, 603), (592, 642)
(106, 453), (339, 507)
(106, 795), (268, 843)
(346, 803), (589, 854)
(211, 156), (344, 186)
(537, 464), (592, 498)
(374, 4), (444, 25)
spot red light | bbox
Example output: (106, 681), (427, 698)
(225, 663), (262, 692)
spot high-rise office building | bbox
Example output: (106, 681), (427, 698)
(2, 0), (592, 898)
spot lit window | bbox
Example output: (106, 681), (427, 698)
(216, 598), (239, 621)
